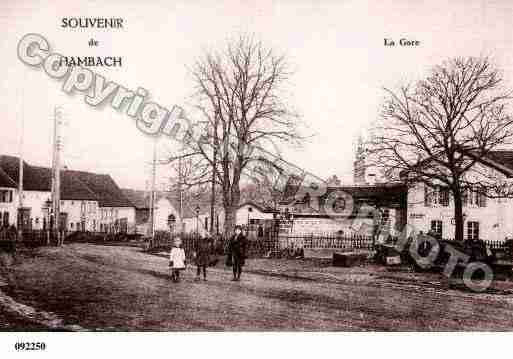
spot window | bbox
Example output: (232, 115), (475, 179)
(467, 221), (480, 240)
(477, 192), (487, 208)
(3, 212), (9, 227)
(463, 188), (487, 208)
(381, 209), (390, 226)
(430, 220), (443, 238)
(425, 185), (450, 207)
(439, 187), (449, 207)
(0, 190), (13, 203)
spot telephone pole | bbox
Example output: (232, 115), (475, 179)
(17, 90), (24, 241)
(51, 106), (64, 245)
(149, 138), (157, 240)
(178, 156), (183, 233)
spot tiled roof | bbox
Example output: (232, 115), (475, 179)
(0, 167), (17, 188)
(0, 155), (132, 204)
(280, 182), (407, 208)
(238, 201), (277, 214)
(122, 189), (150, 209)
(484, 150), (513, 174)
(66, 170), (133, 207)
(121, 188), (207, 217)
(0, 155), (98, 200)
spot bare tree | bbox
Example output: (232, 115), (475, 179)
(243, 160), (289, 209)
(170, 35), (302, 234)
(368, 57), (513, 242)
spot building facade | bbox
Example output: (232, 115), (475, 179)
(0, 155), (135, 233)
(406, 152), (513, 242)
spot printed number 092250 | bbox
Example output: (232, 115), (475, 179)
(14, 342), (46, 351)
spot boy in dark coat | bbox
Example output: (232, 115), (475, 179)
(227, 225), (247, 281)
(194, 235), (213, 281)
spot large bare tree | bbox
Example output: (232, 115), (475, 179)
(171, 35), (302, 235)
(368, 57), (513, 242)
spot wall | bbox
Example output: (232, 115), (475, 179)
(290, 216), (378, 235)
(99, 206), (136, 233)
(0, 187), (17, 226)
(62, 200), (99, 231)
(236, 204), (274, 226)
(407, 166), (513, 242)
(154, 198), (180, 232)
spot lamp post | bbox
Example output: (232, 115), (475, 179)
(247, 206), (253, 235)
(195, 205), (200, 235)
(43, 199), (52, 245)
(168, 214), (176, 234)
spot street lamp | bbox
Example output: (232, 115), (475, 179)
(195, 205), (200, 235)
(168, 214), (176, 233)
(247, 206), (253, 235)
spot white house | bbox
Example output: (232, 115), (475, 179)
(66, 170), (135, 234)
(180, 202), (276, 235)
(0, 155), (135, 233)
(406, 150), (513, 242)
(237, 202), (275, 226)
(122, 189), (183, 235)
(0, 166), (18, 228)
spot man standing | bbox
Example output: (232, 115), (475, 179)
(227, 225), (247, 281)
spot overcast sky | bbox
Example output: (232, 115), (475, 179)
(1, 0), (513, 190)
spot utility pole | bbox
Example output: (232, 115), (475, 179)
(178, 156), (183, 233)
(17, 90), (24, 241)
(149, 138), (157, 240)
(51, 106), (63, 245)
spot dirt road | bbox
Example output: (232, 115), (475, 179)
(2, 243), (513, 331)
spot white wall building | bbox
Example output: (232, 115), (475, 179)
(0, 167), (18, 227)
(406, 151), (513, 242)
(0, 155), (135, 233)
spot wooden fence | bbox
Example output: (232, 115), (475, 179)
(274, 233), (374, 250)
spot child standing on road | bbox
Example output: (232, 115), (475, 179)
(194, 235), (213, 281)
(169, 237), (186, 282)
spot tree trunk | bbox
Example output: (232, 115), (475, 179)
(453, 189), (465, 242)
(224, 205), (237, 237)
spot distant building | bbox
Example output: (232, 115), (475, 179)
(405, 150), (513, 242)
(179, 201), (277, 236)
(353, 135), (379, 185)
(279, 182), (407, 236)
(0, 155), (135, 233)
(122, 189), (182, 235)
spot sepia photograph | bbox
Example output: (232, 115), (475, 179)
(1, 0), (513, 356)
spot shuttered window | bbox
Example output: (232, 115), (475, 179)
(467, 221), (480, 240)
(424, 185), (432, 207)
(439, 187), (450, 207)
(430, 220), (443, 238)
